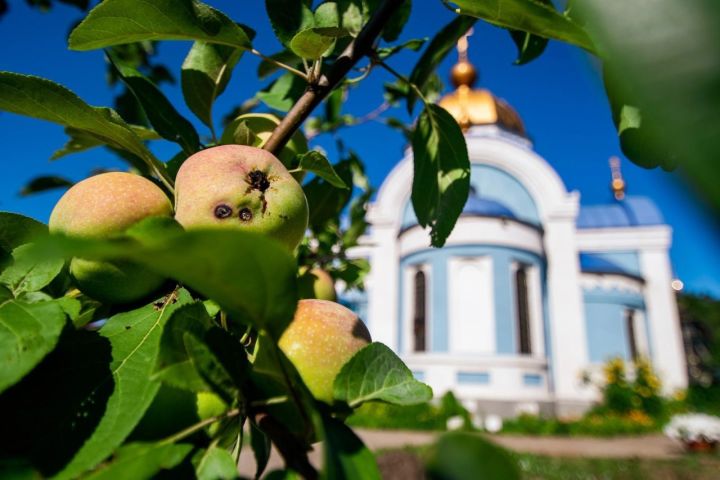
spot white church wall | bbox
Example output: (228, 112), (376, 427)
(447, 257), (495, 354)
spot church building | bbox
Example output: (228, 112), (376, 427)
(342, 38), (688, 417)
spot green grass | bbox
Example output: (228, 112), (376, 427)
(376, 444), (720, 479)
(515, 453), (720, 480)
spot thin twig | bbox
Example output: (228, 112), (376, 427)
(160, 408), (242, 445)
(248, 48), (308, 80)
(262, 0), (408, 155)
(376, 59), (430, 106)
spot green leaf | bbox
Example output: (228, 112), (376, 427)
(425, 432), (521, 480)
(336, 0), (365, 36)
(0, 244), (65, 296)
(303, 159), (354, 230)
(447, 0), (595, 53)
(407, 16), (477, 113)
(0, 213), (47, 252)
(380, 0), (412, 42)
(54, 291), (192, 479)
(194, 446), (239, 480)
(34, 229), (298, 340)
(256, 72), (307, 112)
(220, 112), (310, 171)
(313, 2), (350, 38)
(265, 0), (314, 48)
(19, 175), (73, 196)
(108, 51), (200, 154)
(182, 41), (244, 133)
(411, 104), (470, 247)
(84, 442), (193, 480)
(69, 0), (252, 51)
(51, 125), (161, 161)
(155, 302), (248, 402)
(333, 342), (432, 407)
(0, 300), (66, 394)
(509, 0), (550, 67)
(376, 38), (426, 60)
(290, 28), (336, 60)
(296, 151), (348, 189)
(250, 421), (272, 479)
(322, 415), (381, 480)
(0, 72), (166, 179)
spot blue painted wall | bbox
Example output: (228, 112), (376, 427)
(583, 288), (646, 363)
(398, 245), (545, 356)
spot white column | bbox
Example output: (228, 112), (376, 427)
(639, 248), (688, 392)
(366, 224), (400, 351)
(448, 257), (495, 354)
(544, 200), (593, 408)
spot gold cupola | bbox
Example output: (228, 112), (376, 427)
(438, 30), (527, 137)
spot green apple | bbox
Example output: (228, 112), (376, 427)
(49, 172), (173, 304)
(298, 267), (336, 301)
(279, 299), (371, 403)
(174, 145), (309, 252)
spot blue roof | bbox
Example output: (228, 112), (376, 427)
(577, 196), (664, 229)
(580, 253), (643, 279)
(462, 193), (517, 219)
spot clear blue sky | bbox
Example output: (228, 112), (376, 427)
(1, 1), (719, 296)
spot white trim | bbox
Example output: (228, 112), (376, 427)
(576, 226), (672, 251)
(399, 217), (543, 258)
(579, 273), (644, 294)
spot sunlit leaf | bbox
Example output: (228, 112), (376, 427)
(182, 41), (244, 134)
(69, 0), (252, 51)
(447, 0), (595, 52)
(334, 343), (432, 407)
(296, 151), (348, 189)
(108, 51), (200, 154)
(84, 442), (193, 480)
(411, 104), (470, 247)
(0, 72), (166, 180)
(54, 291), (192, 479)
(407, 16), (476, 113)
(265, 0), (314, 48)
(0, 300), (67, 394)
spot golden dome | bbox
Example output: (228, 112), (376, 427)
(438, 35), (527, 137)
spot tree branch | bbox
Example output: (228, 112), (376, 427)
(254, 412), (319, 480)
(263, 0), (407, 155)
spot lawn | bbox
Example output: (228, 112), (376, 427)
(375, 445), (720, 480)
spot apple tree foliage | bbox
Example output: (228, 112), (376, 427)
(0, 0), (717, 478)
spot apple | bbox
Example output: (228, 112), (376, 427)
(49, 172), (173, 304)
(174, 145), (309, 251)
(298, 267), (336, 301)
(220, 113), (308, 177)
(279, 299), (371, 403)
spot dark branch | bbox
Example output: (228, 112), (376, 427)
(263, 0), (407, 155)
(255, 412), (319, 480)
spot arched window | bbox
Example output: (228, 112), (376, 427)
(413, 269), (427, 352)
(515, 265), (532, 355)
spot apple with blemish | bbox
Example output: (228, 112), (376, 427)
(174, 145), (308, 252)
(49, 172), (173, 304)
(279, 299), (371, 403)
